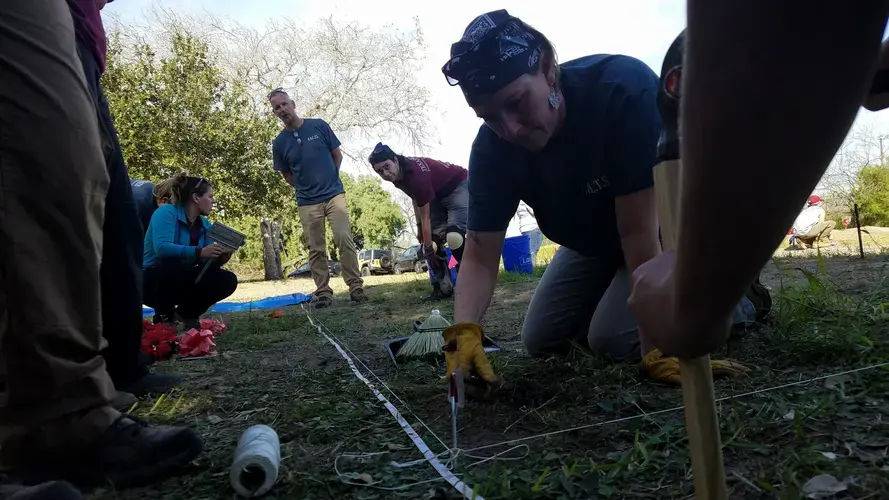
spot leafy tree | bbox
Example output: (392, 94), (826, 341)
(203, 14), (435, 157)
(103, 13), (432, 278)
(854, 165), (889, 226)
(339, 174), (404, 251)
(104, 31), (288, 221)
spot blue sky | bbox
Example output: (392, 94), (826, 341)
(106, 0), (889, 178)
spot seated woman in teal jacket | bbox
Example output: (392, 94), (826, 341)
(143, 174), (238, 326)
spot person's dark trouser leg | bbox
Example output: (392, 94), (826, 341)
(427, 200), (451, 293)
(587, 268), (642, 361)
(142, 264), (184, 322)
(524, 229), (543, 264)
(438, 179), (469, 264)
(521, 247), (621, 356)
(74, 38), (148, 388)
(0, 2), (203, 488)
(175, 266), (238, 319)
(0, 0), (119, 455)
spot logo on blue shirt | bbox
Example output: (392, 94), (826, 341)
(584, 175), (611, 195)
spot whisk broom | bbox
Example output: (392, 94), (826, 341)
(397, 309), (451, 358)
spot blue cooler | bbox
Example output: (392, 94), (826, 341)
(502, 234), (534, 274)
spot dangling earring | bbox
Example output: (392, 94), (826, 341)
(548, 88), (561, 109)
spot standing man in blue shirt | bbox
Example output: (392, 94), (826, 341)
(268, 89), (365, 307)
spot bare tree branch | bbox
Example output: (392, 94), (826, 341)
(819, 122), (889, 210)
(107, 11), (437, 162)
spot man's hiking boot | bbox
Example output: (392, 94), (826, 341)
(426, 281), (453, 301)
(350, 288), (368, 303)
(110, 392), (138, 412)
(312, 294), (333, 309)
(0, 481), (83, 500)
(122, 372), (182, 397)
(10, 415), (202, 490)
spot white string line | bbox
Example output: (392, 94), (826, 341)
(460, 360), (889, 454)
(301, 304), (482, 500)
(333, 446), (530, 491)
(303, 303), (450, 452)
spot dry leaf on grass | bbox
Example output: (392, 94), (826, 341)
(803, 474), (847, 499)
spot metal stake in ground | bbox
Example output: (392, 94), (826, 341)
(449, 368), (465, 469)
(854, 203), (865, 259)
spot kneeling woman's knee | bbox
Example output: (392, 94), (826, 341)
(588, 328), (641, 362)
(521, 325), (569, 357)
(219, 269), (239, 299)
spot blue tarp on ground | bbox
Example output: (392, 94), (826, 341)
(142, 293), (312, 316)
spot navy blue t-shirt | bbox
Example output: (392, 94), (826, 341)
(467, 54), (661, 257)
(130, 179), (158, 235)
(272, 118), (344, 206)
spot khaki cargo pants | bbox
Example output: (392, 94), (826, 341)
(297, 193), (363, 296)
(0, 0), (118, 454)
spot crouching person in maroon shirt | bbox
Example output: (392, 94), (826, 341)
(369, 143), (468, 299)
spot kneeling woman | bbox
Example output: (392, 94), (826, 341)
(143, 174), (238, 325)
(368, 143), (468, 297)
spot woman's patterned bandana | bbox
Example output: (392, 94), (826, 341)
(442, 10), (542, 106)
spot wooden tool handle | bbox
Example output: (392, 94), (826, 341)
(654, 160), (728, 500)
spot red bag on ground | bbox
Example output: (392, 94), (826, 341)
(179, 328), (216, 358)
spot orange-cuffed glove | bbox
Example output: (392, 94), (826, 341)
(641, 349), (750, 386)
(442, 323), (499, 396)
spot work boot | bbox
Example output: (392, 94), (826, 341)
(109, 392), (138, 412)
(426, 282), (449, 301)
(438, 274), (454, 297)
(121, 372), (182, 397)
(350, 288), (367, 303)
(12, 415), (202, 489)
(311, 293), (333, 309)
(0, 481), (83, 500)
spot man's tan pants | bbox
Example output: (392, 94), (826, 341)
(297, 194), (363, 296)
(0, 0), (118, 454)
(797, 220), (837, 246)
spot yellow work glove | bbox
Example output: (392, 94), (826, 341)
(442, 323), (499, 396)
(641, 349), (750, 386)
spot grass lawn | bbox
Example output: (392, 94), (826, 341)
(89, 246), (889, 499)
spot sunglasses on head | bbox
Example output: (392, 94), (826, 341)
(192, 177), (208, 193)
